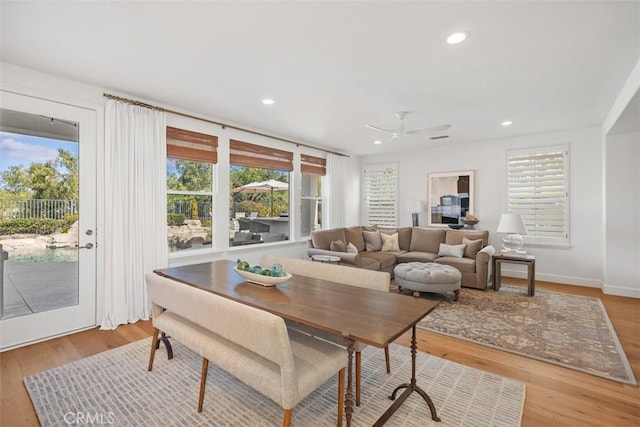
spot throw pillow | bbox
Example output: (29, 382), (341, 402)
(380, 232), (400, 252)
(362, 230), (383, 252)
(462, 237), (483, 259)
(346, 242), (358, 254)
(329, 239), (346, 252)
(438, 243), (466, 258)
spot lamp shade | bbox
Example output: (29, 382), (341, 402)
(496, 213), (527, 234)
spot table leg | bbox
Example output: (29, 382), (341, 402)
(494, 259), (502, 292)
(343, 333), (354, 427)
(528, 261), (535, 296)
(373, 325), (440, 426)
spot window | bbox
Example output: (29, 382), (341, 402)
(301, 154), (326, 236)
(364, 163), (398, 227)
(506, 145), (569, 245)
(166, 127), (217, 252)
(229, 139), (292, 245)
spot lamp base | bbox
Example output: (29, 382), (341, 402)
(412, 213), (419, 227)
(501, 233), (524, 252)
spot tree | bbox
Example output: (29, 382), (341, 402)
(167, 160), (212, 191)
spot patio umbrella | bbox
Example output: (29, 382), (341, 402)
(232, 179), (289, 216)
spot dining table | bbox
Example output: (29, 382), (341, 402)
(155, 259), (440, 426)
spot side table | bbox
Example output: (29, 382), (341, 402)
(492, 252), (536, 296)
(311, 254), (341, 265)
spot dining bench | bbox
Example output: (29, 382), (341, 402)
(145, 273), (347, 427)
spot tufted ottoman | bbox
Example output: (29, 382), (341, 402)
(394, 262), (461, 301)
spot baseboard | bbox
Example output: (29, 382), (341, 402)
(602, 284), (640, 298)
(498, 268), (602, 288)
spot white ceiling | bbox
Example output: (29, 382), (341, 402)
(1, 1), (638, 156)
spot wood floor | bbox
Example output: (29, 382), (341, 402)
(1, 279), (638, 426)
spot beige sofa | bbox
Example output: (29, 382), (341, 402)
(308, 226), (495, 290)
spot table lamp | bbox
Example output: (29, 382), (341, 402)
(496, 213), (527, 252)
(407, 199), (423, 227)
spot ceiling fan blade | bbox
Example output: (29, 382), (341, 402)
(366, 124), (402, 133)
(406, 124), (452, 135)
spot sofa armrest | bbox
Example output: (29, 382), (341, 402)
(306, 248), (360, 266)
(475, 245), (496, 289)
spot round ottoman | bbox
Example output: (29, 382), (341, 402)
(394, 262), (461, 301)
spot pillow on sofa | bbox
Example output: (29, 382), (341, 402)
(438, 243), (466, 258)
(346, 242), (358, 254)
(363, 230), (383, 252)
(462, 237), (483, 259)
(345, 226), (366, 252)
(409, 228), (446, 253)
(380, 232), (400, 252)
(330, 239), (347, 252)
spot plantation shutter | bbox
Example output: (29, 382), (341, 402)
(364, 163), (398, 227)
(506, 145), (569, 244)
(166, 126), (218, 163)
(230, 139), (293, 171)
(301, 154), (326, 176)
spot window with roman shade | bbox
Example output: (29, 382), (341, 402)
(229, 139), (293, 171)
(364, 163), (398, 227)
(166, 127), (218, 253)
(506, 145), (569, 246)
(301, 154), (326, 235)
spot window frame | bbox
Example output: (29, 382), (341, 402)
(363, 162), (398, 227)
(505, 144), (570, 247)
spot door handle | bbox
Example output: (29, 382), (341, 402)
(75, 243), (94, 250)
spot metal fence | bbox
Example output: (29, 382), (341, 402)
(0, 199), (78, 220)
(167, 200), (212, 223)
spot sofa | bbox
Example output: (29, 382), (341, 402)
(307, 226), (495, 289)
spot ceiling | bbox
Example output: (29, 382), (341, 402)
(1, 1), (639, 156)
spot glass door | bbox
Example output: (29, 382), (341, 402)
(0, 91), (97, 350)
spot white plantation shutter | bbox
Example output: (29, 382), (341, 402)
(364, 163), (398, 227)
(506, 145), (569, 245)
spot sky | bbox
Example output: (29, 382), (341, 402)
(0, 131), (78, 172)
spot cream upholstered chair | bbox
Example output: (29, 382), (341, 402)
(146, 273), (346, 427)
(261, 255), (391, 406)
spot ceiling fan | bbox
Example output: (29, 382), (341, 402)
(366, 111), (451, 141)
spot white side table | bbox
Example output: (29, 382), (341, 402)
(311, 255), (341, 265)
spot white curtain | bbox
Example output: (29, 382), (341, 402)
(101, 100), (167, 329)
(324, 153), (346, 229)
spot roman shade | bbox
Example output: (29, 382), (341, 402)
(230, 139), (293, 171)
(301, 154), (326, 176)
(167, 126), (218, 163)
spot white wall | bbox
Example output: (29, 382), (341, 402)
(604, 132), (640, 297)
(362, 127), (604, 288)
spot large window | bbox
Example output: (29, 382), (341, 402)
(166, 127), (217, 252)
(364, 163), (398, 227)
(229, 139), (291, 246)
(301, 154), (326, 236)
(506, 145), (569, 246)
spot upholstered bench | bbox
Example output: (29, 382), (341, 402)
(394, 262), (461, 301)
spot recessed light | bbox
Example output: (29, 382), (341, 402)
(374, 140), (382, 145)
(262, 99), (275, 105)
(501, 121), (513, 126)
(446, 31), (469, 44)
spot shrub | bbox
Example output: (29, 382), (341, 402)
(0, 218), (66, 235)
(167, 213), (186, 226)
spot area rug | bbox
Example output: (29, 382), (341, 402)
(416, 285), (636, 385)
(25, 338), (525, 426)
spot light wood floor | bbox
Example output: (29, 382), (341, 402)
(1, 279), (638, 426)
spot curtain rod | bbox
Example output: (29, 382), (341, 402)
(103, 93), (349, 158)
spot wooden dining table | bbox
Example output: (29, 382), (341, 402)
(155, 259), (440, 426)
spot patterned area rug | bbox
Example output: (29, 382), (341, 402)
(415, 285), (636, 385)
(25, 338), (525, 426)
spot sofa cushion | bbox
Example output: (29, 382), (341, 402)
(360, 251), (396, 270)
(438, 243), (465, 258)
(345, 226), (366, 252)
(363, 230), (383, 252)
(381, 232), (400, 251)
(445, 230), (489, 246)
(330, 239), (346, 252)
(396, 251), (440, 263)
(346, 242), (358, 254)
(462, 237), (483, 259)
(358, 257), (381, 270)
(311, 228), (347, 250)
(435, 256), (476, 273)
(409, 228), (446, 253)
